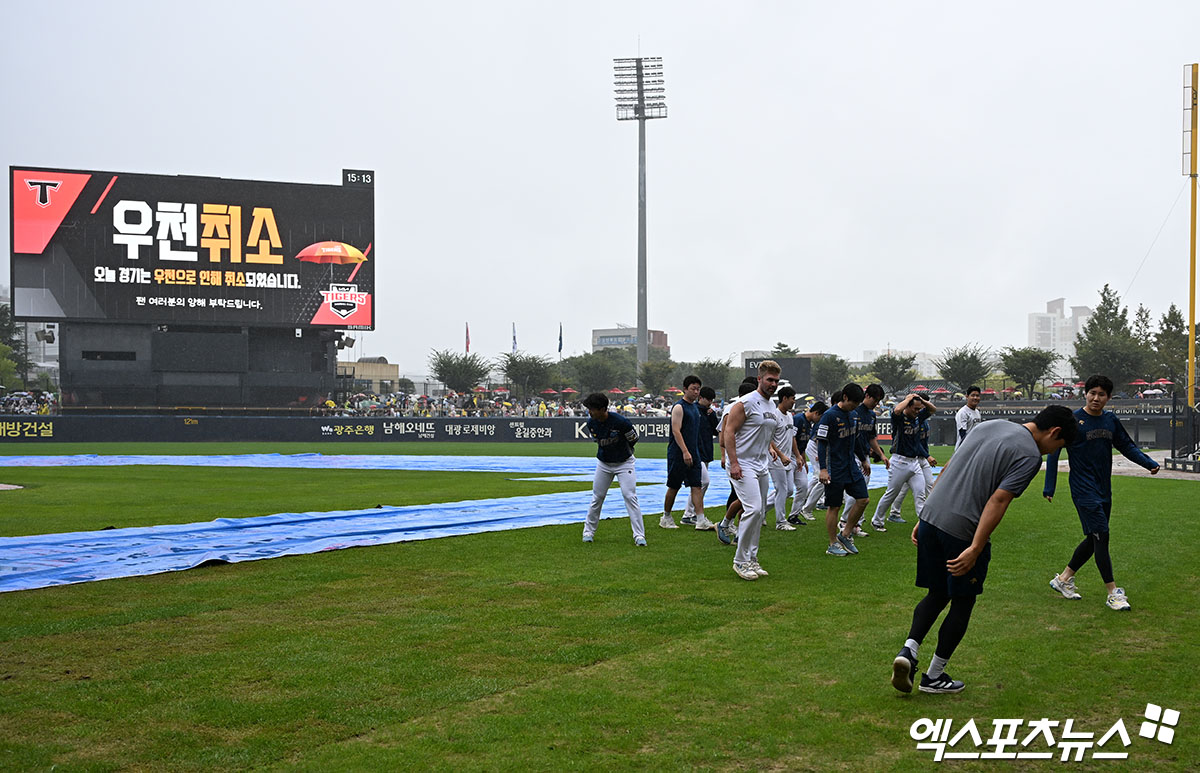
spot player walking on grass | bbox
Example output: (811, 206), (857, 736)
(872, 394), (936, 531)
(817, 383), (870, 557)
(1044, 375), (1160, 611)
(843, 384), (889, 536)
(683, 386), (720, 530)
(716, 379), (760, 546)
(723, 361), (782, 580)
(582, 392), (646, 546)
(891, 406), (1076, 694)
(768, 386), (800, 531)
(661, 376), (714, 530)
(890, 410), (937, 522)
(787, 400), (825, 525)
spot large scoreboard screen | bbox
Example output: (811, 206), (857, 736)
(9, 166), (375, 329)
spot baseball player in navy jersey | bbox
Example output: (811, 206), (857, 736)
(842, 384), (889, 536)
(1044, 374), (1159, 611)
(787, 400), (826, 525)
(581, 392), (645, 545)
(817, 383), (870, 557)
(871, 394), (936, 531)
(662, 376), (707, 529)
(683, 386), (720, 529)
(889, 410), (937, 522)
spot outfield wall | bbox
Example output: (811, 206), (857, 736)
(0, 410), (1184, 447)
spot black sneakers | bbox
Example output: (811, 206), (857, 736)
(919, 672), (966, 694)
(891, 647), (918, 693)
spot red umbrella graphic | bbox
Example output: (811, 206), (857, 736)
(296, 241), (370, 281)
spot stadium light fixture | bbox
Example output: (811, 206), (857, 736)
(614, 56), (667, 374)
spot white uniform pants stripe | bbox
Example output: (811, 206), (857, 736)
(732, 467), (770, 565)
(585, 457), (644, 539)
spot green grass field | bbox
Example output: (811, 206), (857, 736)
(0, 442), (1196, 771)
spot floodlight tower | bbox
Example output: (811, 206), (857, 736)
(614, 57), (667, 372)
(1185, 64), (1198, 410)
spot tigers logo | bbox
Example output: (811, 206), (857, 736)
(320, 283), (368, 319)
(26, 180), (61, 207)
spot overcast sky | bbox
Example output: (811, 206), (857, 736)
(5, 1), (1200, 373)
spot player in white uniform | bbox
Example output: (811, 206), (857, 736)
(723, 361), (781, 580)
(955, 387), (983, 451)
(767, 386), (799, 531)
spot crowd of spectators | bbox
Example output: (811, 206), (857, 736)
(0, 392), (57, 415)
(311, 391), (682, 418)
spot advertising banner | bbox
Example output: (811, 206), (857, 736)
(10, 166), (375, 329)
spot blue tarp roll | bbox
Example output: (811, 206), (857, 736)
(0, 454), (916, 593)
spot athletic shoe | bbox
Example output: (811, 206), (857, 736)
(582, 534), (594, 543)
(680, 515), (697, 526)
(852, 526), (870, 537)
(787, 514), (803, 525)
(634, 536), (647, 547)
(891, 647), (918, 693)
(775, 522), (796, 531)
(694, 515), (716, 531)
(749, 561), (769, 577)
(826, 543), (850, 557)
(1050, 575), (1082, 600)
(815, 499), (826, 510)
(659, 514), (679, 529)
(919, 672), (966, 694)
(887, 514), (907, 524)
(836, 533), (859, 555)
(871, 521), (888, 532)
(733, 562), (758, 581)
(801, 510), (817, 521)
(716, 523), (734, 545)
(1106, 588), (1131, 611)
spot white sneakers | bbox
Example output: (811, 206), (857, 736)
(1106, 588), (1131, 611)
(733, 562), (758, 581)
(693, 515), (717, 531)
(659, 514), (679, 529)
(775, 521), (796, 531)
(733, 561), (768, 580)
(1050, 575), (1132, 610)
(1049, 574), (1082, 600)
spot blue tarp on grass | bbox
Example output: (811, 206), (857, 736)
(0, 454), (915, 593)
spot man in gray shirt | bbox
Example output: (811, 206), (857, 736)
(891, 406), (1077, 695)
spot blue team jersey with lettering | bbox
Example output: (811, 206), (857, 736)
(853, 404), (878, 458)
(890, 407), (930, 458)
(587, 412), (639, 464)
(917, 416), (931, 458)
(667, 398), (701, 460)
(1043, 408), (1157, 503)
(793, 413), (812, 448)
(816, 405), (862, 483)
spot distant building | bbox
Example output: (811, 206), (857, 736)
(592, 324), (669, 356)
(338, 356), (400, 395)
(1028, 298), (1091, 376)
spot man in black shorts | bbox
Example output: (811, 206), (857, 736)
(890, 406), (1076, 694)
